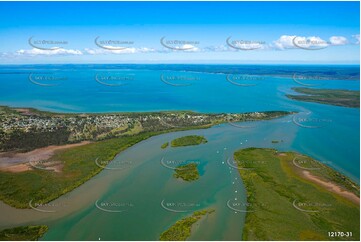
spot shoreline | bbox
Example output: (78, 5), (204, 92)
(236, 148), (360, 241)
(0, 141), (91, 172)
(0, 106), (293, 209)
(301, 170), (360, 205)
(1, 104), (296, 115)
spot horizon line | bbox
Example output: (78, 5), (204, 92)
(0, 63), (360, 66)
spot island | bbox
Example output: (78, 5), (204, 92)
(173, 163), (200, 181)
(170, 135), (207, 147)
(234, 148), (360, 241)
(0, 225), (48, 241)
(286, 87), (360, 108)
(159, 209), (215, 240)
(0, 106), (292, 208)
(161, 142), (169, 149)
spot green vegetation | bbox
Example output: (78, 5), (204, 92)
(0, 106), (293, 208)
(286, 87), (360, 108)
(0, 225), (48, 241)
(171, 135), (207, 147)
(161, 142), (169, 149)
(234, 148), (360, 241)
(0, 106), (293, 152)
(173, 163), (200, 181)
(0, 127), (70, 152)
(0, 131), (180, 208)
(159, 209), (215, 241)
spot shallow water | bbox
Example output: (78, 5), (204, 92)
(0, 65), (359, 240)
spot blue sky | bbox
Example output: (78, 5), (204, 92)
(0, 1), (359, 64)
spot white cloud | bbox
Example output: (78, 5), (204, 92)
(272, 35), (297, 50)
(3, 34), (358, 61)
(180, 44), (200, 52)
(230, 41), (265, 51)
(203, 45), (231, 52)
(329, 36), (348, 45)
(272, 35), (329, 50)
(84, 47), (156, 55)
(16, 48), (83, 56)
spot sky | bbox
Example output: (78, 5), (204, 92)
(0, 1), (359, 64)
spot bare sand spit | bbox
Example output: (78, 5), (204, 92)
(302, 170), (360, 205)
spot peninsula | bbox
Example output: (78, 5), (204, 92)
(234, 148), (359, 241)
(0, 106), (292, 208)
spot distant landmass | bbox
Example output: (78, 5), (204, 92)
(287, 87), (360, 108)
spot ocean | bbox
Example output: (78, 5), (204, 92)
(0, 64), (359, 240)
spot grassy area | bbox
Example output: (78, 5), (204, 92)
(161, 142), (169, 149)
(286, 87), (360, 108)
(0, 110), (293, 209)
(173, 163), (200, 181)
(234, 148), (359, 241)
(0, 128), (214, 208)
(0, 131), (167, 208)
(0, 225), (48, 241)
(159, 209), (215, 240)
(171, 135), (207, 147)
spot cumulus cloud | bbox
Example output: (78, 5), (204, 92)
(178, 44), (200, 52)
(272, 35), (297, 50)
(329, 36), (348, 45)
(232, 42), (265, 50)
(3, 34), (357, 60)
(271, 35), (329, 50)
(16, 48), (83, 56)
(84, 47), (156, 55)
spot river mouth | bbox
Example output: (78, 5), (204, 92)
(0, 111), (358, 240)
(0, 66), (359, 240)
(0, 117), (296, 240)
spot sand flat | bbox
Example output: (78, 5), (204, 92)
(0, 141), (91, 172)
(302, 170), (360, 205)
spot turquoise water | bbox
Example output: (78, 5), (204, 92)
(0, 65), (359, 240)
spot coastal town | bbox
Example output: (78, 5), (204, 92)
(0, 106), (288, 152)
